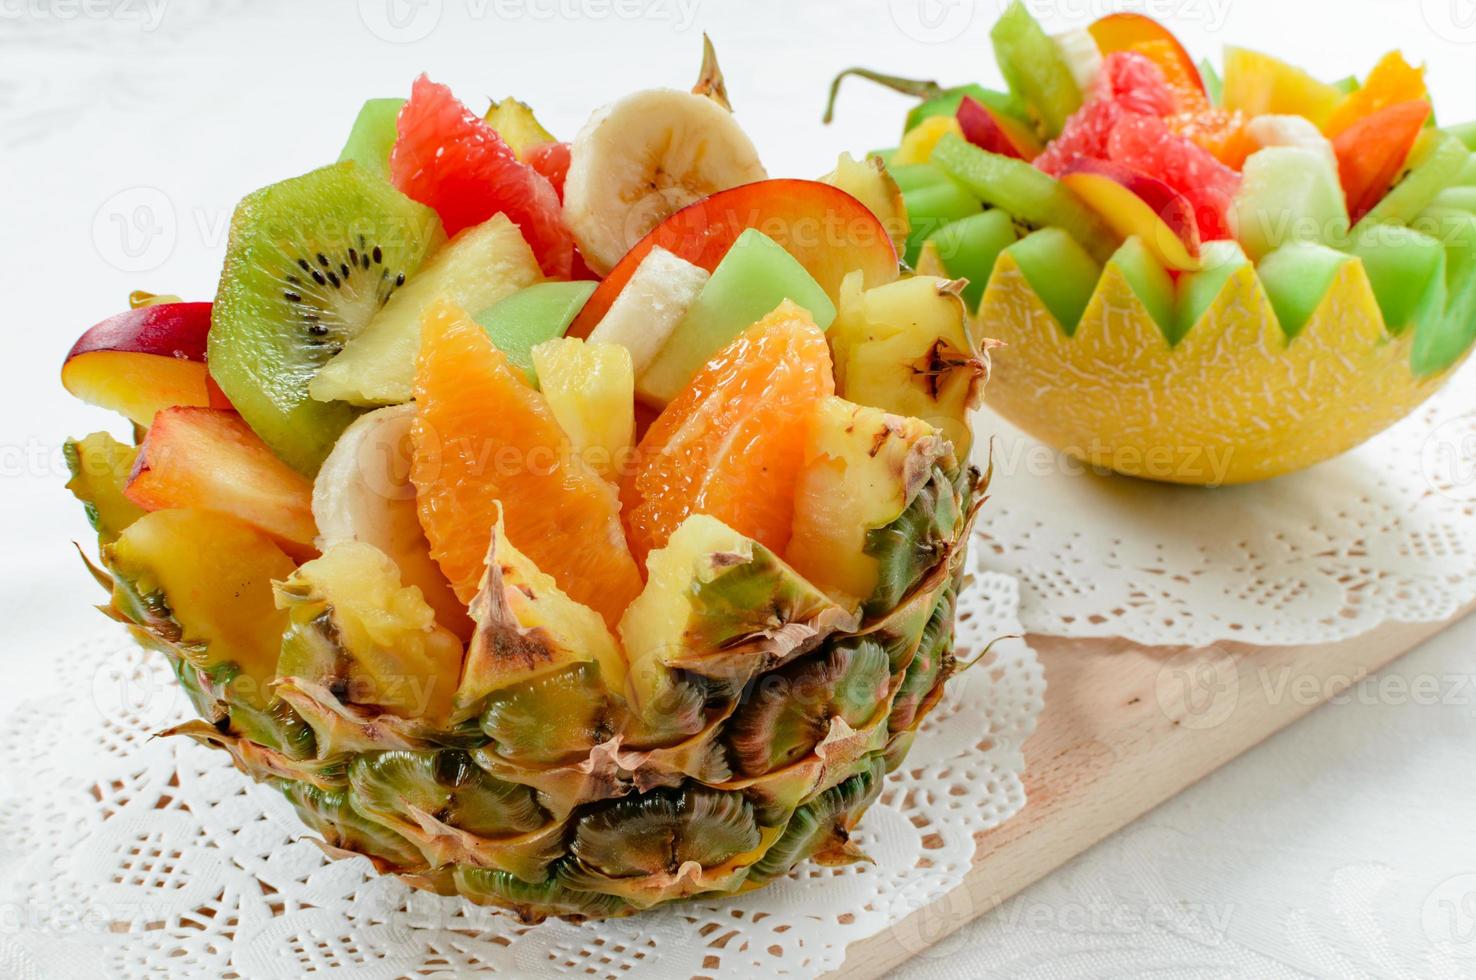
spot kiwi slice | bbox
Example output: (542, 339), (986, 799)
(209, 162), (444, 474)
(479, 662), (615, 766)
(725, 639), (891, 778)
(932, 133), (1117, 262)
(349, 749), (547, 838)
(570, 786), (761, 878)
(990, 1), (1081, 138)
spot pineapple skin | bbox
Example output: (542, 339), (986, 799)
(72, 429), (986, 922)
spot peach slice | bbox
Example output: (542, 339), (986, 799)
(956, 95), (1042, 161)
(567, 179), (899, 338)
(62, 302), (216, 427)
(125, 407), (317, 559)
(1060, 157), (1201, 271)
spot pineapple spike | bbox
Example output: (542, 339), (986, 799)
(74, 541), (114, 592)
(456, 503), (627, 721)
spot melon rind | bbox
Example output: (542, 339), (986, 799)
(977, 251), (1467, 484)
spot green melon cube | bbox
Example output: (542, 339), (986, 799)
(1174, 240), (1252, 344)
(473, 280), (597, 383)
(1231, 147), (1349, 262)
(1108, 237), (1176, 343)
(889, 163), (952, 193)
(638, 230), (835, 404)
(338, 98), (405, 179)
(1350, 225), (1447, 337)
(901, 182), (982, 266)
(1355, 130), (1469, 235)
(1413, 211), (1476, 376)
(1257, 241), (1352, 339)
(925, 209), (1017, 311)
(1444, 121), (1476, 151)
(1007, 228), (1101, 336)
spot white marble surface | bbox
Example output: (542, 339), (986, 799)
(3, 0), (1475, 976)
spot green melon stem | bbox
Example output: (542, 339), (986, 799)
(823, 68), (948, 124)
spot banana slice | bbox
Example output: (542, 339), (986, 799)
(313, 404), (471, 638)
(1245, 115), (1339, 174)
(1055, 30), (1103, 96)
(562, 89), (766, 275)
(586, 246), (709, 375)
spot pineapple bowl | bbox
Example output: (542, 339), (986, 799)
(61, 57), (992, 920)
(833, 4), (1476, 484)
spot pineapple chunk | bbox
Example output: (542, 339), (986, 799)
(276, 541), (464, 721)
(455, 503), (625, 715)
(64, 431), (146, 544)
(830, 272), (986, 457)
(530, 337), (635, 482)
(484, 97), (555, 159)
(821, 152), (909, 260)
(620, 514), (855, 710)
(106, 509), (295, 705)
(787, 397), (948, 610)
(310, 214), (541, 406)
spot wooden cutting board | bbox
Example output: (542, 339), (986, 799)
(828, 603), (1476, 978)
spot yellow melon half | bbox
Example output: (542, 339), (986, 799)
(975, 253), (1468, 485)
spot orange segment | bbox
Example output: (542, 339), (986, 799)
(620, 301), (835, 569)
(411, 300), (642, 628)
(1324, 52), (1427, 139)
(1170, 108), (1257, 170)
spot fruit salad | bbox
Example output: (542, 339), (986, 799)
(61, 48), (992, 920)
(832, 3), (1476, 484)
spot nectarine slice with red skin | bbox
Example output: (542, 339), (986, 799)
(956, 96), (1042, 161)
(125, 407), (317, 560)
(1088, 13), (1206, 108)
(1334, 100), (1432, 224)
(62, 302), (216, 427)
(567, 179), (898, 338)
(1060, 157), (1202, 271)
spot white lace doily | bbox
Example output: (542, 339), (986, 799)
(975, 358), (1476, 647)
(0, 571), (1041, 979)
